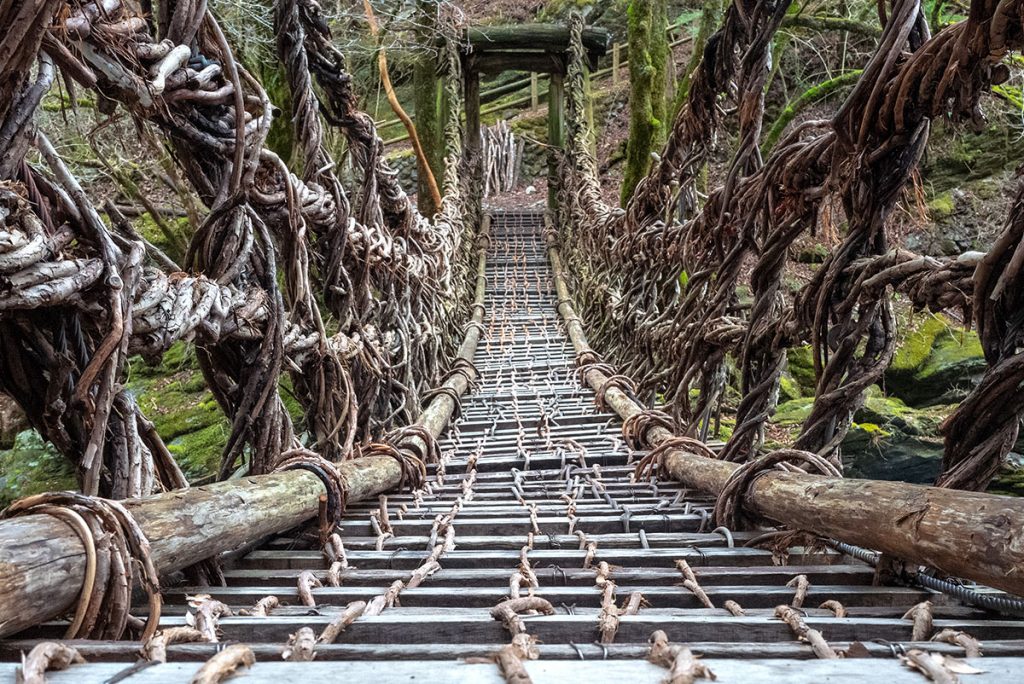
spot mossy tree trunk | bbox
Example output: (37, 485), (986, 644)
(413, 0), (444, 217)
(621, 0), (669, 206)
(671, 0), (723, 118)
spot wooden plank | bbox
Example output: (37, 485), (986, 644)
(221, 563), (877, 588)
(23, 612), (1024, 644)
(157, 584), (932, 610)
(234, 547), (837, 570)
(6, 639), (1023, 663)
(4, 658), (1024, 683)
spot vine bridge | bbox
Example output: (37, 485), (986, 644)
(3, 1), (1024, 682)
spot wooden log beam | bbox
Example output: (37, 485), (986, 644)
(448, 25), (611, 58)
(545, 226), (1024, 596)
(0, 221), (490, 639)
(0, 460), (395, 638)
(475, 51), (567, 76)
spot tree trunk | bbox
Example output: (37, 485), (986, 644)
(621, 0), (669, 205)
(413, 0), (444, 217)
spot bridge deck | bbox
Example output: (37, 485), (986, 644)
(3, 210), (1024, 680)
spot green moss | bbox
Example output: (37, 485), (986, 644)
(856, 394), (948, 436)
(714, 414), (735, 440)
(889, 314), (946, 374)
(0, 431), (76, 507)
(926, 191), (956, 219)
(772, 397), (813, 425)
(778, 373), (801, 402)
(786, 345), (817, 395)
(990, 464), (1024, 497)
(134, 213), (190, 263)
(887, 314), (987, 406)
(925, 123), (1024, 194)
(126, 342), (230, 481)
(796, 244), (829, 264)
(167, 423), (228, 481)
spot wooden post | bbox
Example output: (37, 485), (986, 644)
(547, 71), (565, 219)
(464, 63), (482, 220)
(530, 73), (539, 109)
(612, 42), (620, 85)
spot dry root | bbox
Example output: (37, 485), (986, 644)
(594, 561), (614, 586)
(319, 600), (367, 644)
(582, 541), (597, 569)
(364, 579), (404, 616)
(142, 626), (207, 663)
(494, 633), (540, 684)
(408, 560), (441, 589)
(282, 626), (317, 661)
(900, 649), (984, 684)
(190, 644), (255, 684)
(186, 595), (232, 643)
(647, 631), (716, 684)
(786, 574), (809, 608)
(598, 581), (620, 644)
(818, 600), (847, 618)
(17, 643), (85, 684)
(774, 605), (838, 659)
(623, 591), (646, 615)
(723, 600), (745, 616)
(903, 601), (934, 642)
(491, 597), (555, 636)
(297, 570), (323, 607)
(239, 596), (279, 617)
(676, 560), (714, 609)
(932, 628), (982, 658)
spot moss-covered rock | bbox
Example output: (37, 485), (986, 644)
(772, 396), (813, 425)
(795, 244), (829, 264)
(785, 345), (816, 396)
(856, 390), (950, 436)
(926, 191), (956, 219)
(842, 433), (944, 484)
(128, 342), (229, 481)
(0, 430), (76, 507)
(885, 314), (986, 407)
(778, 372), (801, 402)
(990, 456), (1024, 496)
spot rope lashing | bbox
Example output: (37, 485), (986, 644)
(575, 361), (616, 385)
(438, 356), (480, 391)
(574, 349), (603, 367)
(634, 436), (718, 480)
(272, 448), (347, 523)
(621, 408), (678, 450)
(387, 424), (442, 465)
(359, 425), (440, 492)
(714, 449), (841, 530)
(2, 492), (161, 641)
(421, 385), (464, 420)
(594, 374), (637, 410)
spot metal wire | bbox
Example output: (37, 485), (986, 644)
(828, 539), (1024, 615)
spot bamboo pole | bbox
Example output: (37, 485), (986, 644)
(545, 224), (1024, 596)
(0, 220), (492, 639)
